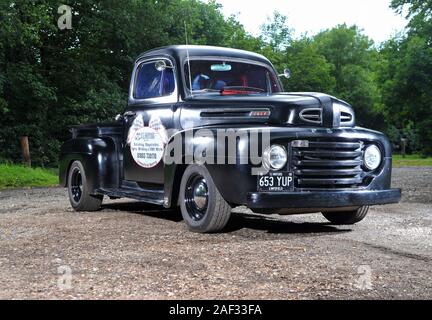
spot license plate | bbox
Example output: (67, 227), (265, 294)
(257, 172), (294, 192)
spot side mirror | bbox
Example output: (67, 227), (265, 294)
(155, 60), (167, 72)
(115, 114), (123, 122)
(279, 68), (291, 79)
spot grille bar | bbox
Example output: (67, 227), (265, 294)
(307, 141), (360, 149)
(293, 159), (363, 167)
(294, 150), (363, 158)
(294, 169), (363, 176)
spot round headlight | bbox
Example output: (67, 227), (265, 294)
(364, 145), (382, 170)
(263, 145), (288, 171)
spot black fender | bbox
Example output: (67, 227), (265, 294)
(162, 127), (257, 208)
(59, 137), (120, 193)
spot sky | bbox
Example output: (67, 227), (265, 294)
(213, 0), (408, 44)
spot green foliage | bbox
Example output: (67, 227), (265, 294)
(313, 25), (384, 127)
(386, 122), (421, 154)
(380, 0), (432, 155)
(223, 16), (263, 52)
(0, 164), (58, 189)
(391, 0), (432, 39)
(282, 38), (336, 93)
(260, 11), (293, 51)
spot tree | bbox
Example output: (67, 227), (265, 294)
(384, 0), (432, 155)
(257, 11), (293, 67)
(391, 0), (432, 40)
(379, 35), (432, 155)
(223, 16), (264, 52)
(313, 25), (383, 127)
(0, 1), (58, 164)
(260, 11), (293, 51)
(282, 38), (336, 94)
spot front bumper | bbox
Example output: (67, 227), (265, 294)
(246, 189), (401, 209)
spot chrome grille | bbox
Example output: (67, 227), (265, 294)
(292, 139), (365, 189)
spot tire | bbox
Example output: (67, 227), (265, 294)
(179, 164), (231, 233)
(322, 206), (369, 225)
(67, 161), (103, 212)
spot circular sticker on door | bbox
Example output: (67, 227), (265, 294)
(130, 127), (164, 168)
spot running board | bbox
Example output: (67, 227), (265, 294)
(96, 187), (164, 206)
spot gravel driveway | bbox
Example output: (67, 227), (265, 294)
(0, 167), (431, 299)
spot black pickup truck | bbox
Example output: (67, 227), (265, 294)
(59, 45), (401, 233)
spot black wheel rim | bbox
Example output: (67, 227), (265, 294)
(185, 174), (208, 221)
(70, 168), (83, 203)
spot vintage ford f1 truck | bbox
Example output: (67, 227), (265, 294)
(59, 45), (401, 233)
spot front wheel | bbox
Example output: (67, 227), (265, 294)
(179, 165), (232, 233)
(67, 161), (103, 211)
(322, 206), (369, 225)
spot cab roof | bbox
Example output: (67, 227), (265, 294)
(135, 45), (272, 66)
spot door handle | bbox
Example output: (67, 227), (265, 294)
(124, 111), (136, 117)
(123, 111), (136, 119)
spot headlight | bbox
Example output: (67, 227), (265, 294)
(263, 145), (288, 171)
(363, 145), (382, 170)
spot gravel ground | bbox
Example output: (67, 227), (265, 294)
(0, 167), (431, 300)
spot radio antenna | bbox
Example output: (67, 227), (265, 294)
(184, 21), (193, 98)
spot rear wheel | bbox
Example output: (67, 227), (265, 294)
(67, 161), (102, 211)
(322, 206), (369, 225)
(179, 165), (231, 233)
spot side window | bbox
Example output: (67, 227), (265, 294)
(134, 60), (175, 99)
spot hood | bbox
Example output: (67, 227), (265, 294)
(179, 92), (355, 130)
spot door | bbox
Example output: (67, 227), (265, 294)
(123, 58), (178, 185)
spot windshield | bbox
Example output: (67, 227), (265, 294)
(184, 59), (280, 95)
